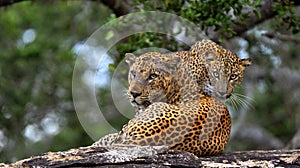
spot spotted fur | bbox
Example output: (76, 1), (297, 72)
(112, 51), (232, 156)
(188, 40), (251, 101)
(94, 39), (251, 156)
(127, 40), (251, 113)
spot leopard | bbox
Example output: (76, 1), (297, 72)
(127, 39), (252, 114)
(188, 39), (252, 101)
(92, 40), (251, 156)
(110, 52), (231, 156)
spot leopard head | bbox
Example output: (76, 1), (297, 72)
(125, 52), (180, 109)
(204, 50), (251, 101)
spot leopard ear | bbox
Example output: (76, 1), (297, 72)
(240, 58), (252, 70)
(125, 53), (136, 66)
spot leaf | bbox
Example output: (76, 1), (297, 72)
(254, 10), (262, 19)
(108, 64), (116, 71)
(105, 30), (114, 40)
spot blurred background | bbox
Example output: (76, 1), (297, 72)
(0, 0), (299, 163)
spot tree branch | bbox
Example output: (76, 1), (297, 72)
(1, 0), (299, 40)
(263, 32), (300, 44)
(2, 146), (300, 167)
(98, 0), (132, 17)
(96, 0), (300, 41)
(211, 0), (276, 40)
(210, 0), (300, 40)
(0, 0), (26, 6)
(233, 0), (276, 35)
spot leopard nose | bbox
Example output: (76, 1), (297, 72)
(130, 91), (142, 98)
(218, 92), (228, 99)
(219, 92), (226, 96)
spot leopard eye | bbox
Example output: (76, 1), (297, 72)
(212, 71), (219, 78)
(230, 74), (238, 80)
(148, 74), (158, 80)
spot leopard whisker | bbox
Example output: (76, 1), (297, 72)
(226, 94), (240, 113)
(228, 93), (254, 112)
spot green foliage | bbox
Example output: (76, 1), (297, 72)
(133, 0), (263, 39)
(0, 1), (111, 162)
(108, 33), (187, 71)
(133, 0), (300, 39)
(251, 86), (295, 142)
(118, 33), (185, 53)
(273, 0), (300, 34)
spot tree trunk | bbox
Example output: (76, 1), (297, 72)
(2, 146), (299, 167)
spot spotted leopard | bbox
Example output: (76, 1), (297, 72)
(112, 52), (231, 156)
(128, 39), (252, 114)
(93, 40), (251, 156)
